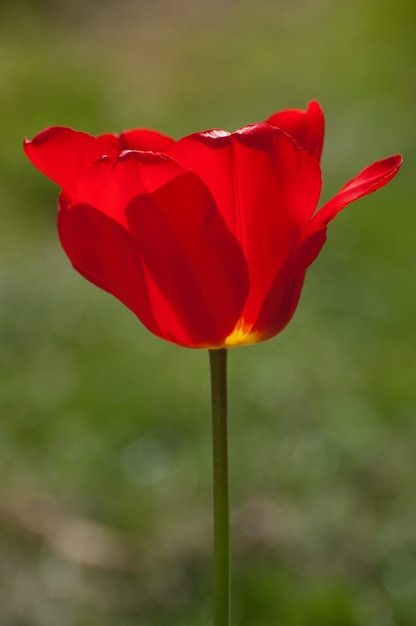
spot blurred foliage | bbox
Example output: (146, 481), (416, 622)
(0, 0), (415, 624)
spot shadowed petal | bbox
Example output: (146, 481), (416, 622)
(240, 273), (306, 345)
(98, 129), (175, 153)
(265, 101), (325, 161)
(24, 127), (117, 195)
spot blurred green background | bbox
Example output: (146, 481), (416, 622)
(0, 0), (415, 624)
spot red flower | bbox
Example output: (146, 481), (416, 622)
(24, 102), (401, 348)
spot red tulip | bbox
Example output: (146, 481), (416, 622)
(24, 102), (402, 348)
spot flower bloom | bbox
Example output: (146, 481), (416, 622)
(24, 102), (401, 348)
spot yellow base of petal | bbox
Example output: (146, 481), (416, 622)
(223, 324), (262, 348)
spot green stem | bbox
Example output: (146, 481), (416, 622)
(209, 348), (230, 626)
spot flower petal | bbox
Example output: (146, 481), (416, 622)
(168, 124), (322, 329)
(72, 150), (190, 227)
(24, 127), (116, 195)
(58, 198), (163, 340)
(98, 129), (175, 153)
(285, 154), (403, 274)
(250, 153), (402, 341)
(265, 101), (325, 162)
(242, 272), (306, 345)
(305, 154), (403, 236)
(126, 172), (249, 347)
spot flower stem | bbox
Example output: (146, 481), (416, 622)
(209, 348), (230, 626)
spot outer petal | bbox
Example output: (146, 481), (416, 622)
(250, 153), (402, 342)
(126, 174), (249, 347)
(265, 101), (325, 162)
(23, 127), (117, 195)
(168, 124), (322, 330)
(58, 198), (162, 339)
(98, 129), (175, 153)
(62, 152), (249, 347)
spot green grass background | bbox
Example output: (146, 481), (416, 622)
(0, 0), (415, 624)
